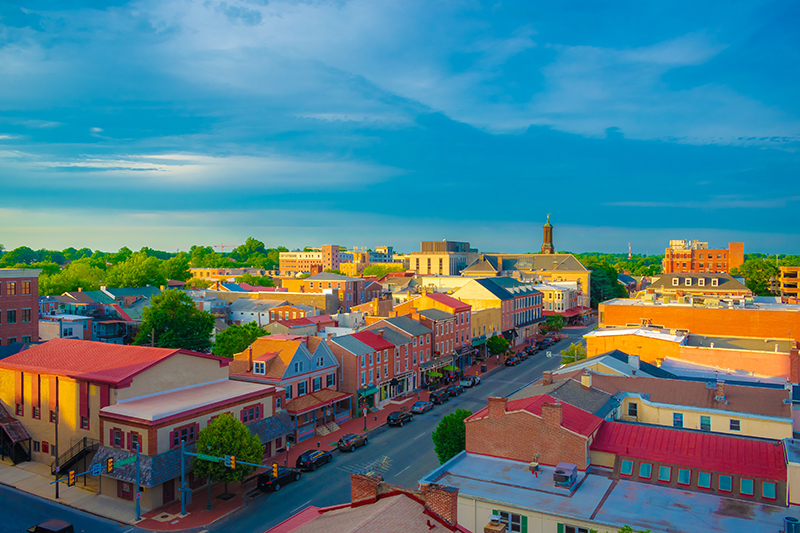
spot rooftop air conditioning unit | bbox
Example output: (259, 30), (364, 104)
(553, 462), (577, 488)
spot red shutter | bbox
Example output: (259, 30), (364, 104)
(79, 382), (89, 419)
(109, 428), (114, 447)
(256, 404), (261, 420)
(168, 430), (175, 449)
(240, 409), (245, 422)
(127, 432), (132, 450)
(49, 377), (58, 412)
(100, 384), (110, 409)
(194, 423), (199, 441)
(14, 372), (23, 406)
(32, 374), (40, 408)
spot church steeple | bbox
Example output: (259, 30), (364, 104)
(541, 214), (555, 254)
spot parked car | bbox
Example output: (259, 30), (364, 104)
(337, 433), (368, 452)
(295, 449), (333, 471)
(446, 385), (464, 396)
(387, 410), (414, 426)
(460, 375), (481, 387)
(27, 521), (74, 533)
(257, 466), (301, 492)
(516, 352), (528, 361)
(411, 400), (434, 414)
(505, 356), (520, 366)
(429, 390), (450, 404)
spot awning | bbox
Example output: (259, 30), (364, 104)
(543, 306), (592, 318)
(359, 385), (379, 397)
(442, 365), (458, 372)
(285, 389), (353, 415)
(420, 355), (454, 370)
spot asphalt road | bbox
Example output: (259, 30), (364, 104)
(0, 325), (590, 533)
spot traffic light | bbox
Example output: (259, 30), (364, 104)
(68, 470), (75, 487)
(224, 455), (231, 467)
(230, 456), (236, 469)
(107, 458), (114, 473)
(272, 463), (278, 477)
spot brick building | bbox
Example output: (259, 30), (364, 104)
(662, 240), (744, 274)
(328, 331), (396, 412)
(282, 272), (377, 312)
(279, 245), (340, 276)
(0, 269), (41, 345)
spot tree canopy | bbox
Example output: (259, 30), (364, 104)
(133, 289), (215, 352)
(213, 323), (269, 358)
(542, 314), (566, 333)
(192, 414), (263, 496)
(561, 342), (587, 365)
(362, 264), (405, 278)
(580, 258), (629, 307)
(730, 258), (779, 296)
(431, 409), (472, 464)
(235, 273), (275, 287)
(486, 335), (509, 355)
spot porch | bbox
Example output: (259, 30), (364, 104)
(285, 389), (353, 443)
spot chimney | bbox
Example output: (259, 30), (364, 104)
(78, 287), (83, 292)
(715, 380), (726, 402)
(487, 397), (507, 420)
(327, 333), (333, 341)
(628, 354), (640, 370)
(378, 330), (385, 338)
(248, 346), (253, 372)
(422, 484), (459, 526)
(350, 473), (380, 506)
(581, 370), (592, 389)
(790, 347), (799, 384)
(541, 402), (563, 427)
(542, 370), (553, 386)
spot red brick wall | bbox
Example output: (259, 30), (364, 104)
(351, 473), (380, 505)
(466, 398), (589, 469)
(0, 274), (39, 344)
(422, 484), (459, 525)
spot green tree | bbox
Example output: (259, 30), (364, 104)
(323, 268), (343, 275)
(185, 278), (213, 289)
(297, 273), (311, 279)
(0, 246), (38, 265)
(192, 414), (263, 498)
(431, 409), (472, 464)
(213, 323), (269, 358)
(105, 251), (167, 288)
(230, 237), (266, 262)
(581, 258), (629, 307)
(133, 290), (215, 351)
(561, 342), (587, 365)
(160, 252), (192, 281)
(189, 245), (230, 268)
(730, 258), (779, 296)
(486, 335), (509, 356)
(38, 258), (106, 295)
(7, 261), (61, 277)
(107, 246), (133, 265)
(542, 314), (566, 333)
(235, 273), (274, 287)
(362, 264), (405, 277)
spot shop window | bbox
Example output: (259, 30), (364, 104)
(639, 463), (652, 479)
(673, 413), (683, 428)
(763, 481), (777, 500)
(658, 466), (671, 482)
(678, 469), (691, 486)
(698, 472), (712, 489)
(620, 460), (633, 476)
(719, 475), (732, 492)
(740, 478), (754, 496)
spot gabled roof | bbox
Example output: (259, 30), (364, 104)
(649, 273), (750, 292)
(378, 315), (432, 336)
(591, 421), (786, 481)
(238, 338), (304, 379)
(471, 278), (513, 300)
(307, 272), (361, 282)
(510, 379), (616, 418)
(0, 339), (228, 386)
(417, 308), (454, 321)
(330, 335), (374, 356)
(423, 292), (470, 311)
(230, 299), (287, 312)
(304, 314), (335, 324)
(618, 274), (636, 285)
(468, 394), (604, 437)
(351, 331), (394, 351)
(363, 326), (412, 347)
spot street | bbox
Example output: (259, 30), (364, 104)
(0, 326), (588, 533)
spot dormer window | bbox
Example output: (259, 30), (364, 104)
(685, 278), (692, 286)
(698, 278), (705, 287)
(254, 361), (265, 375)
(711, 278), (719, 287)
(672, 278), (679, 286)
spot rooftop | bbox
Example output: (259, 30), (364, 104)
(648, 272), (750, 292)
(602, 298), (800, 312)
(330, 334), (374, 356)
(0, 268), (42, 279)
(351, 330), (394, 351)
(685, 334), (795, 353)
(584, 327), (687, 343)
(422, 292), (471, 310)
(468, 394), (603, 437)
(420, 452), (800, 533)
(379, 315), (432, 336)
(416, 308), (454, 321)
(101, 380), (275, 423)
(306, 272), (361, 282)
(509, 379), (616, 418)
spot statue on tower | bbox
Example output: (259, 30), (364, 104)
(541, 214), (555, 254)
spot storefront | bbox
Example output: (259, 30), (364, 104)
(286, 389), (353, 442)
(420, 354), (454, 387)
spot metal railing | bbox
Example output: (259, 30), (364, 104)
(51, 437), (99, 475)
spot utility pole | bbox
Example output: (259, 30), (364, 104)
(151, 328), (155, 348)
(135, 443), (141, 521)
(54, 403), (59, 499)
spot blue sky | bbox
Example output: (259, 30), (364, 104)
(1, 0), (799, 254)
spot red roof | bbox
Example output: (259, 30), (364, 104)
(277, 317), (315, 328)
(0, 339), (229, 386)
(469, 394), (603, 437)
(351, 330), (394, 351)
(304, 314), (335, 324)
(591, 421), (786, 481)
(423, 293), (471, 311)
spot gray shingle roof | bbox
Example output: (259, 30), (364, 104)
(381, 315), (432, 336)
(330, 335), (374, 355)
(648, 273), (749, 291)
(510, 379), (616, 418)
(230, 299), (287, 312)
(307, 272), (361, 282)
(364, 326), (411, 346)
(417, 308), (454, 321)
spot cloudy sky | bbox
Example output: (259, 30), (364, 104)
(1, 0), (798, 254)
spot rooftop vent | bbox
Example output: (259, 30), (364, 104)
(553, 462), (577, 488)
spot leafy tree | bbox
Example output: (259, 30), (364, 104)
(323, 268), (343, 275)
(730, 258), (779, 296)
(561, 342), (587, 365)
(105, 251), (167, 288)
(431, 409), (472, 464)
(133, 290), (215, 351)
(185, 278), (213, 289)
(230, 237), (266, 262)
(107, 246), (133, 265)
(0, 246), (38, 265)
(244, 252), (277, 270)
(192, 414), (263, 498)
(235, 273), (274, 287)
(542, 314), (566, 333)
(486, 335), (509, 356)
(7, 261), (61, 277)
(189, 245), (230, 268)
(297, 273), (311, 279)
(213, 322), (269, 358)
(362, 264), (405, 278)
(581, 258), (629, 307)
(160, 252), (192, 281)
(38, 259), (106, 295)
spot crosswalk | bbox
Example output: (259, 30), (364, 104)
(337, 455), (393, 478)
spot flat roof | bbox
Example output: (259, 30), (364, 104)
(603, 298), (800, 312)
(0, 268), (42, 278)
(420, 452), (800, 533)
(585, 327), (686, 343)
(685, 334), (795, 353)
(101, 380), (274, 422)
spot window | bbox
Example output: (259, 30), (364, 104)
(658, 466), (671, 482)
(685, 278), (692, 286)
(312, 377), (322, 392)
(294, 361), (303, 373)
(719, 475), (732, 492)
(698, 278), (705, 286)
(15, 404), (23, 416)
(326, 372), (335, 387)
(730, 419), (740, 431)
(7, 282), (16, 296)
(497, 511), (523, 533)
(130, 432), (140, 452)
(639, 463), (652, 479)
(172, 424), (197, 448)
(673, 413), (683, 428)
(620, 459), (633, 476)
(21, 309), (31, 323)
(383, 349), (388, 359)
(627, 402), (638, 418)
(376, 352), (380, 364)
(22, 335), (31, 343)
(80, 416), (89, 429)
(21, 281), (31, 295)
(384, 365), (388, 378)
(297, 381), (307, 396)
(7, 310), (16, 324)
(254, 361), (266, 375)
(763, 481), (777, 500)
(361, 355), (365, 368)
(50, 410), (57, 423)
(32, 407), (40, 419)
(564, 525), (589, 533)
(678, 469), (691, 485)
(63, 328), (73, 337)
(712, 278), (719, 286)
(672, 278), (680, 286)
(285, 384), (292, 400)
(241, 404), (261, 423)
(369, 353), (373, 365)
(276, 397), (282, 409)
(33, 441), (40, 452)
(700, 416), (711, 431)
(740, 478), (754, 496)
(698, 472), (712, 489)
(361, 371), (366, 386)
(114, 429), (123, 447)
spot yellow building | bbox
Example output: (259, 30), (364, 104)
(781, 266), (800, 301)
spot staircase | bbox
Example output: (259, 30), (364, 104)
(51, 437), (99, 475)
(0, 428), (30, 465)
(315, 422), (340, 437)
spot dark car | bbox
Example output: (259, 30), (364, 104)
(505, 356), (519, 366)
(27, 521), (74, 533)
(446, 385), (464, 396)
(516, 352), (528, 361)
(429, 390), (450, 404)
(257, 466), (301, 492)
(295, 449), (333, 471)
(411, 400), (434, 414)
(337, 433), (368, 452)
(387, 410), (414, 426)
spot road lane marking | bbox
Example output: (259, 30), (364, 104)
(414, 432), (428, 440)
(395, 465), (411, 477)
(290, 500), (313, 514)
